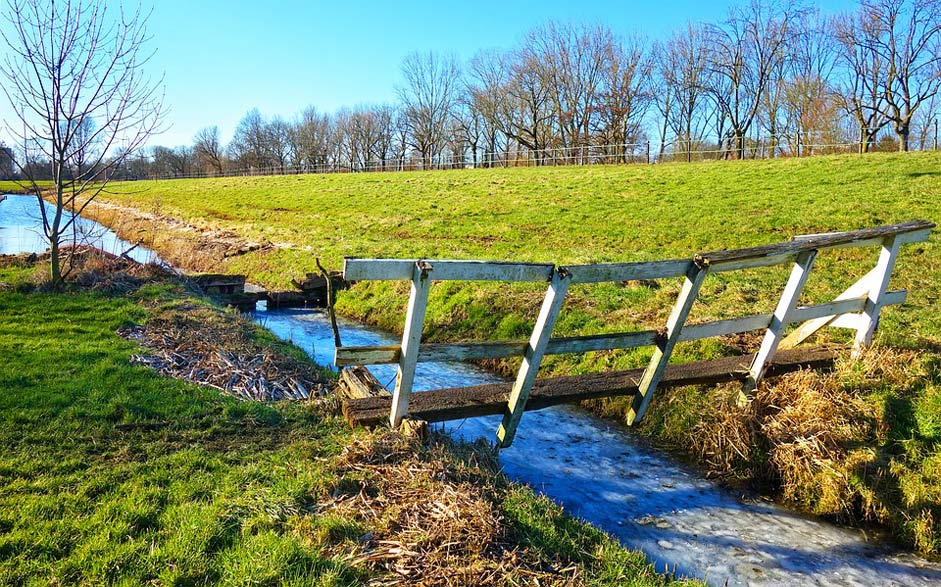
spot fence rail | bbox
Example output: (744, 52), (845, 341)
(336, 220), (933, 447)
(128, 136), (940, 182)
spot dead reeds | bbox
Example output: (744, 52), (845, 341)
(318, 431), (583, 587)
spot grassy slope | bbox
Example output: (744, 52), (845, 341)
(101, 153), (941, 366)
(93, 152), (941, 556)
(0, 264), (690, 586)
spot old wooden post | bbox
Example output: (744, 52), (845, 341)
(627, 264), (708, 425)
(390, 261), (432, 428)
(497, 268), (571, 447)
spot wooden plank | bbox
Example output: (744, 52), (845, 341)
(389, 264), (432, 427)
(853, 235), (902, 356)
(681, 314), (773, 340)
(343, 258), (554, 282)
(497, 269), (571, 447)
(564, 259), (691, 284)
(337, 366), (391, 400)
(335, 345), (400, 366)
(696, 220), (934, 271)
(420, 341), (528, 362)
(343, 346), (841, 426)
(745, 250), (817, 394)
(546, 330), (659, 353)
(627, 265), (708, 425)
(343, 258), (414, 281)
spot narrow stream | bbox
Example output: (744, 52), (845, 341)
(3, 194), (939, 586)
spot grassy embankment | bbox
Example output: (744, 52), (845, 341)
(91, 152), (941, 555)
(0, 258), (692, 586)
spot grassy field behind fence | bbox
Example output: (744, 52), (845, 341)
(83, 151), (941, 556)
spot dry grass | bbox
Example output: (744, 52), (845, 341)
(317, 431), (586, 587)
(659, 346), (941, 555)
(119, 303), (330, 402)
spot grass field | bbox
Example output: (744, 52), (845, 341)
(0, 258), (690, 586)
(81, 152), (941, 556)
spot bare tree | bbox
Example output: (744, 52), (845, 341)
(657, 24), (712, 161)
(229, 108), (268, 170)
(782, 10), (841, 155)
(265, 116), (293, 173)
(863, 0), (941, 151)
(835, 8), (892, 151)
(707, 0), (798, 159)
(533, 22), (611, 160)
(293, 106), (331, 172)
(501, 46), (556, 165)
(193, 126), (224, 175)
(0, 0), (163, 284)
(467, 49), (510, 167)
(595, 34), (653, 163)
(397, 51), (461, 168)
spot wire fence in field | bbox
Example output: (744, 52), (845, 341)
(127, 136), (940, 182)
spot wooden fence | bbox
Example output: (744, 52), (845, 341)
(335, 220), (933, 447)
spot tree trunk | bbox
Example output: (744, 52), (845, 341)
(898, 124), (910, 152)
(49, 233), (61, 285)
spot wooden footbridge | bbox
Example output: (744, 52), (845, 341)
(336, 221), (933, 448)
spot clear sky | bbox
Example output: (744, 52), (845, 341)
(1, 0), (861, 148)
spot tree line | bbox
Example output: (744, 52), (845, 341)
(18, 0), (941, 181)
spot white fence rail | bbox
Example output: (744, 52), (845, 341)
(336, 220), (934, 447)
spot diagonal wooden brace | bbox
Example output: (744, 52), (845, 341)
(627, 264), (708, 425)
(497, 268), (571, 447)
(743, 249), (817, 396)
(852, 235), (901, 357)
(779, 266), (878, 349)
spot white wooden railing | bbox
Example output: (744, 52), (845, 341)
(335, 220), (933, 447)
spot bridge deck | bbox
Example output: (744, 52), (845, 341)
(342, 346), (839, 427)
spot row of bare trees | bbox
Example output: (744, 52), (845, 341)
(130, 0), (941, 179)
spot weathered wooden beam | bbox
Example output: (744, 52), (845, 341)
(337, 366), (391, 400)
(744, 250), (817, 394)
(497, 269), (571, 447)
(335, 344), (401, 366)
(389, 263), (432, 427)
(343, 346), (840, 427)
(564, 259), (691, 283)
(343, 258), (554, 282)
(627, 264), (708, 425)
(695, 220), (933, 272)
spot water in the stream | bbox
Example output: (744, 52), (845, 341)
(255, 307), (941, 587)
(0, 194), (156, 262)
(3, 193), (940, 586)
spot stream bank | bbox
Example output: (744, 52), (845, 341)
(8, 193), (940, 585)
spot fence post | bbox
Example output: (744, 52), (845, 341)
(389, 261), (433, 428)
(646, 141), (650, 164)
(497, 268), (571, 447)
(743, 250), (817, 397)
(627, 264), (708, 425)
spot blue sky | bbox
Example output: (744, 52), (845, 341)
(2, 0), (860, 148)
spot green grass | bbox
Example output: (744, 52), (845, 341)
(0, 263), (692, 586)
(91, 151), (941, 556)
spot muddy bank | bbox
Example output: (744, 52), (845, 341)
(74, 198), (280, 275)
